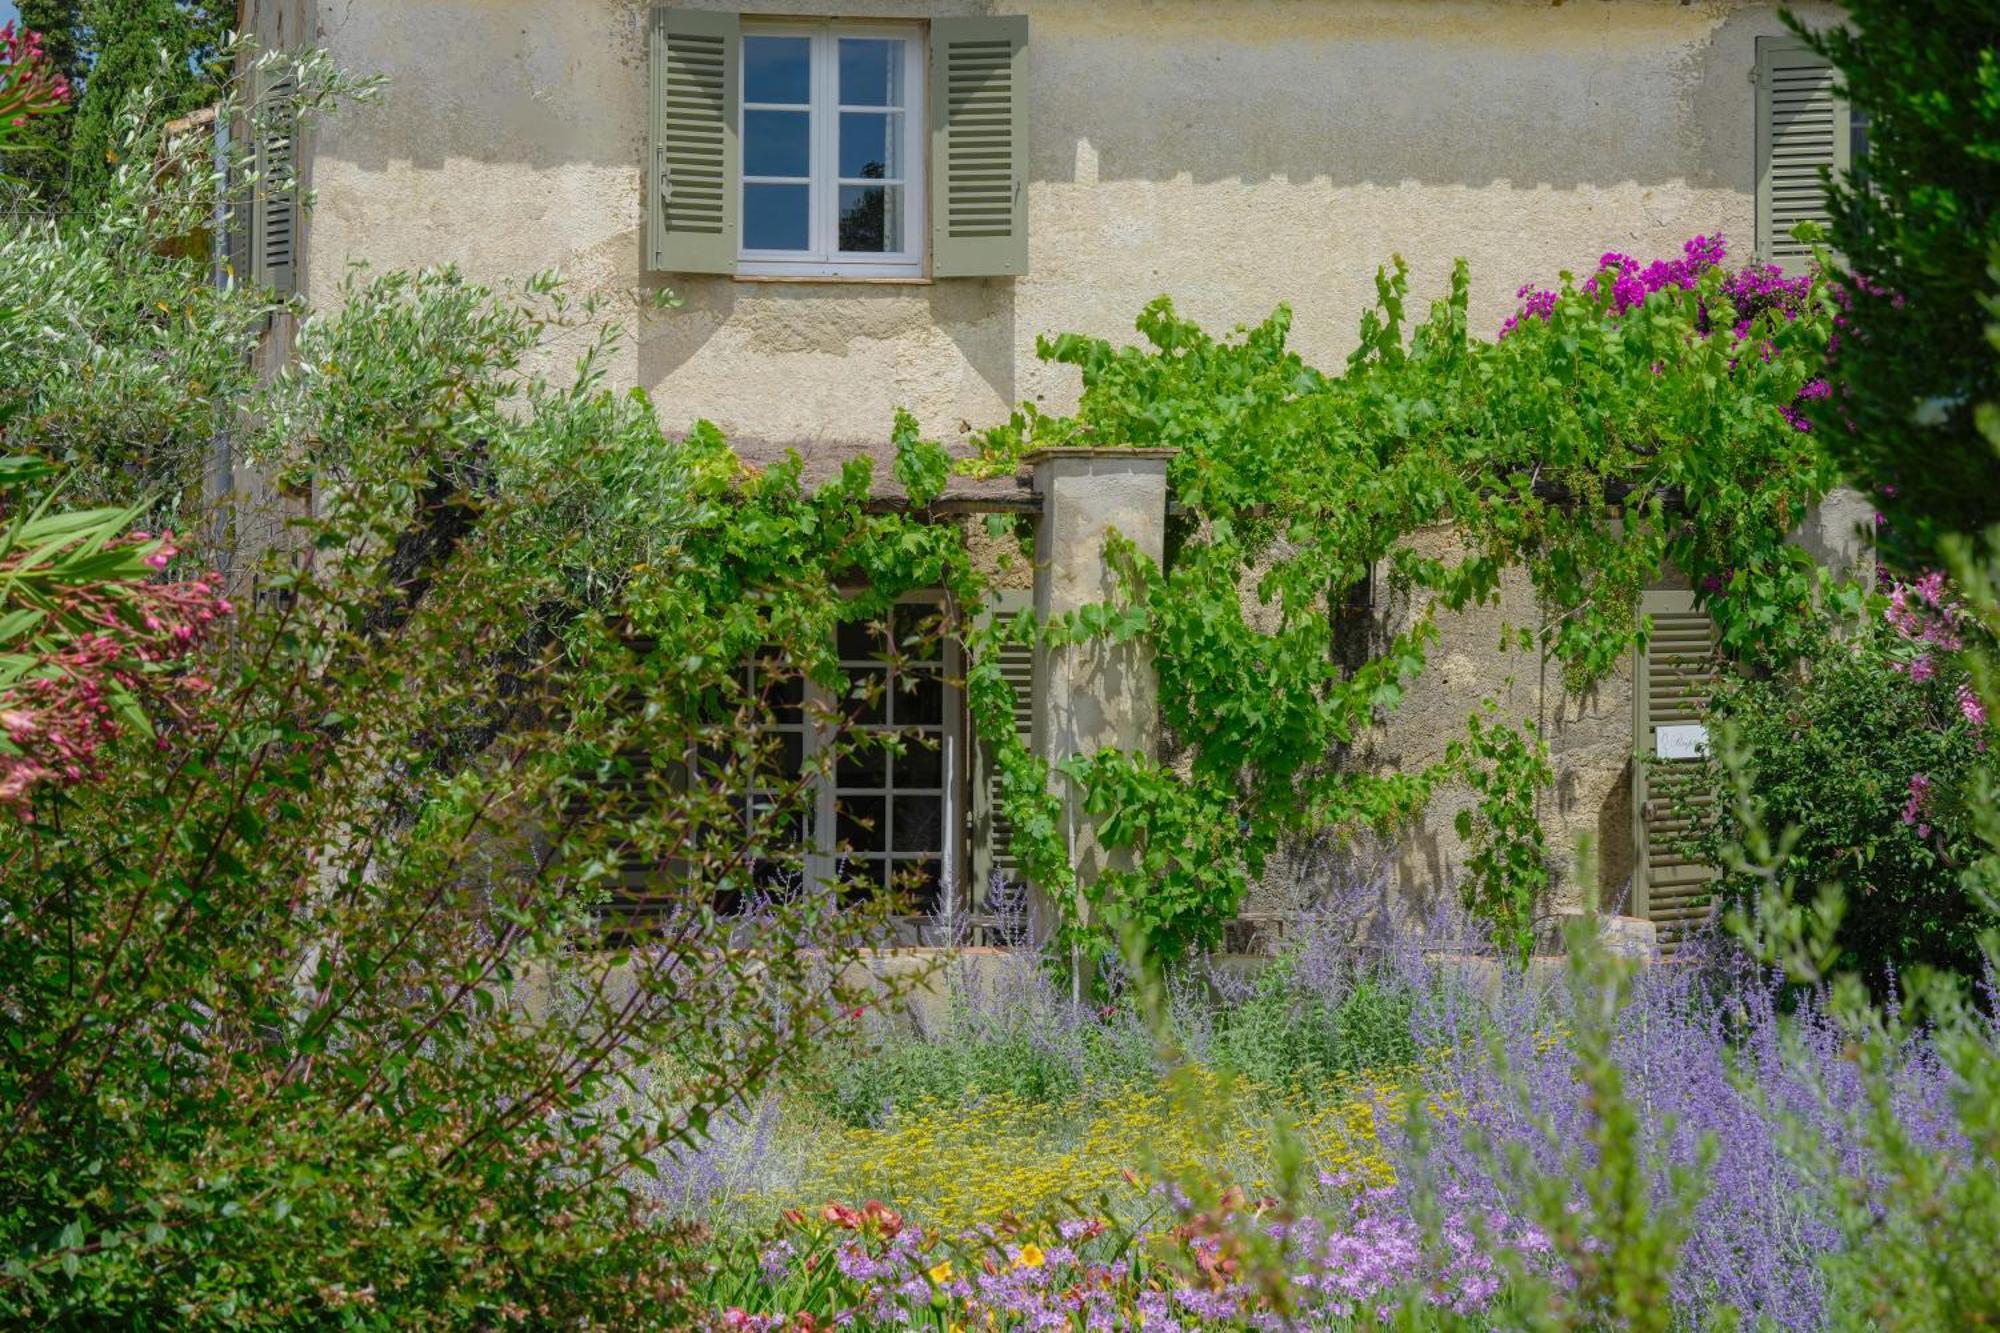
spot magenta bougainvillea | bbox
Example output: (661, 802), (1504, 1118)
(1502, 234), (1812, 334)
(1501, 235), (1828, 430)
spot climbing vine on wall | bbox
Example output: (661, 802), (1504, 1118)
(961, 237), (1850, 966)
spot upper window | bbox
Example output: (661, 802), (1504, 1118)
(650, 11), (1027, 280)
(739, 22), (926, 278)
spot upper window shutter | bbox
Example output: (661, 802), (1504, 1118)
(1755, 35), (1850, 266)
(970, 589), (1035, 909)
(649, 7), (740, 274)
(929, 16), (1029, 278)
(1632, 590), (1720, 952)
(251, 69), (299, 295)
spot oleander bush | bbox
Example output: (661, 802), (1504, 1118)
(1693, 608), (1995, 983)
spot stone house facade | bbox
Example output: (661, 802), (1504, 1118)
(233, 0), (1866, 945)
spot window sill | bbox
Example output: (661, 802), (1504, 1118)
(733, 273), (934, 286)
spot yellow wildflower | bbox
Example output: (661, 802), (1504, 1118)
(928, 1260), (954, 1285)
(1014, 1243), (1045, 1270)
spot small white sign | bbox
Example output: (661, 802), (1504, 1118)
(1655, 723), (1710, 760)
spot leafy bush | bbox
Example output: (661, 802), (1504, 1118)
(799, 957), (1156, 1128)
(1204, 960), (1417, 1094)
(967, 235), (1843, 967)
(1694, 613), (1996, 981)
(0, 119), (978, 1322)
(1802, 0), (2000, 563)
(0, 52), (361, 516)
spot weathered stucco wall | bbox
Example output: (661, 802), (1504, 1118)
(305, 0), (1838, 444)
(295, 0), (1844, 926)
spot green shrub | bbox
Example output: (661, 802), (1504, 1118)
(802, 970), (1159, 1128)
(1206, 963), (1418, 1094)
(1694, 617), (1995, 981)
(0, 115), (980, 1323)
(1801, 0), (2000, 564)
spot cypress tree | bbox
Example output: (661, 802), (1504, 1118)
(14, 0), (231, 207)
(1803, 4), (2000, 562)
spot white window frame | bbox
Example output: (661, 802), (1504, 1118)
(702, 594), (964, 916)
(738, 19), (928, 279)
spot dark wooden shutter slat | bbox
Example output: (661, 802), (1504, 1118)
(252, 70), (299, 295)
(971, 590), (1035, 904)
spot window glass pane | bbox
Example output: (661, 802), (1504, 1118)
(842, 857), (887, 898)
(837, 795), (886, 852)
(839, 112), (901, 180)
(893, 739), (942, 789)
(764, 729), (804, 781)
(752, 856), (803, 895)
(894, 668), (942, 726)
(892, 794), (943, 852)
(764, 674), (804, 725)
(744, 109), (810, 178)
(744, 35), (810, 104)
(892, 604), (943, 659)
(744, 183), (809, 251)
(839, 38), (904, 107)
(892, 857), (941, 913)
(839, 184), (902, 254)
(837, 741), (888, 789)
(838, 618), (886, 661)
(842, 666), (886, 725)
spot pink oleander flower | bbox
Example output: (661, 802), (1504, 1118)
(1958, 683), (1987, 729)
(1901, 772), (1932, 829)
(0, 22), (72, 148)
(0, 532), (233, 814)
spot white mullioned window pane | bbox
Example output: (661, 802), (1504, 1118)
(744, 35), (810, 104)
(738, 22), (924, 276)
(670, 597), (961, 925)
(838, 184), (902, 253)
(832, 601), (952, 915)
(744, 184), (809, 251)
(744, 110), (810, 177)
(838, 38), (902, 107)
(838, 113), (900, 180)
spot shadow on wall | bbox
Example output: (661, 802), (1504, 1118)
(635, 271), (1018, 414)
(1596, 762), (1637, 913)
(321, 0), (1828, 201)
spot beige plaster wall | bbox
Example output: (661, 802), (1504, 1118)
(1314, 529), (1639, 922)
(303, 0), (1839, 447)
(294, 0), (1842, 926)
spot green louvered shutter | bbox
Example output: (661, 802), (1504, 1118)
(1633, 590), (1721, 952)
(251, 69), (299, 295)
(1755, 35), (1851, 266)
(970, 589), (1036, 908)
(649, 8), (739, 274)
(929, 16), (1029, 278)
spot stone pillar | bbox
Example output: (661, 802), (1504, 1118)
(1024, 448), (1175, 947)
(1792, 486), (1878, 587)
